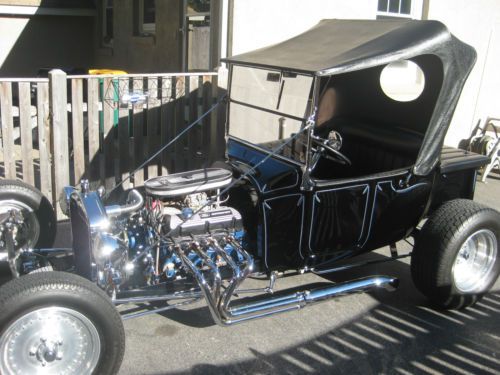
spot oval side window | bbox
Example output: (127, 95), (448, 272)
(380, 60), (425, 102)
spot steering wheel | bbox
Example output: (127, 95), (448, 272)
(311, 134), (351, 166)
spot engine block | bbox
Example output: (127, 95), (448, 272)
(68, 168), (250, 296)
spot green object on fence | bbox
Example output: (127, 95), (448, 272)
(98, 78), (119, 129)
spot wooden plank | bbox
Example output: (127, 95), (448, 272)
(162, 77), (177, 174)
(169, 77), (178, 173)
(0, 78), (49, 83)
(188, 75), (200, 170)
(71, 79), (85, 184)
(118, 78), (130, 191)
(0, 82), (16, 179)
(146, 77), (159, 179)
(102, 77), (116, 190)
(211, 74), (221, 162)
(67, 72), (217, 79)
(19, 82), (34, 185)
(87, 78), (101, 186)
(36, 82), (52, 201)
(174, 76), (186, 172)
(49, 69), (69, 219)
(183, 78), (191, 171)
(215, 67), (229, 161)
(202, 75), (213, 165)
(159, 77), (170, 175)
(132, 78), (144, 187)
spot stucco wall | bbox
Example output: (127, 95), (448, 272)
(230, 0), (376, 56)
(426, 0), (500, 147)
(0, 15), (94, 77)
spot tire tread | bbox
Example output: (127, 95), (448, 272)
(411, 199), (500, 308)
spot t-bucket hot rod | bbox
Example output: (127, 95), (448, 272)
(0, 19), (499, 374)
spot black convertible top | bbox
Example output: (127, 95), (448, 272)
(223, 19), (477, 176)
(223, 19), (470, 76)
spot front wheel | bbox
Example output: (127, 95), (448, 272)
(411, 199), (500, 309)
(0, 271), (125, 375)
(0, 179), (56, 250)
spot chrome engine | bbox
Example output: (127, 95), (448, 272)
(66, 169), (248, 296)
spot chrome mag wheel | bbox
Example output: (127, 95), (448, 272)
(0, 306), (101, 375)
(452, 229), (498, 294)
(0, 199), (40, 249)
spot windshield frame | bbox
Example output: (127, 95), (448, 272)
(226, 63), (316, 166)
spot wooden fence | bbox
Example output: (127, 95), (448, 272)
(0, 69), (227, 218)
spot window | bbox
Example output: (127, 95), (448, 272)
(134, 0), (156, 36)
(229, 66), (313, 162)
(102, 0), (113, 46)
(377, 0), (422, 19)
(380, 60), (425, 102)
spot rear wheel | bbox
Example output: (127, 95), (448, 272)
(411, 199), (500, 309)
(0, 271), (125, 375)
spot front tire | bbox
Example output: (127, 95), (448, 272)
(411, 199), (500, 309)
(0, 271), (125, 375)
(0, 179), (56, 249)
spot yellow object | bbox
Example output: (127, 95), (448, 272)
(88, 69), (128, 75)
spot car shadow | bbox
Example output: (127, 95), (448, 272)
(145, 251), (500, 374)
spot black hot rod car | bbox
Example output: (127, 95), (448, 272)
(0, 19), (499, 374)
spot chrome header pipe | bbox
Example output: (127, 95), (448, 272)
(174, 237), (399, 326)
(105, 189), (144, 217)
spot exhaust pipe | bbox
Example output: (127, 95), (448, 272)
(174, 237), (399, 326)
(105, 189), (144, 217)
(228, 276), (398, 321)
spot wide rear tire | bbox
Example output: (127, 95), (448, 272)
(0, 271), (125, 375)
(411, 199), (500, 309)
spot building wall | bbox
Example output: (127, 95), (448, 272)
(94, 0), (183, 73)
(0, 14), (94, 77)
(227, 0), (500, 149)
(229, 0), (376, 57)
(425, 0), (500, 147)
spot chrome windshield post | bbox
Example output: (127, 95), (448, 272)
(301, 76), (320, 191)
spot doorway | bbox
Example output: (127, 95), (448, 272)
(183, 0), (221, 71)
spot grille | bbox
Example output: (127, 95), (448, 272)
(70, 195), (93, 280)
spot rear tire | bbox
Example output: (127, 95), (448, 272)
(0, 179), (56, 249)
(411, 199), (500, 309)
(0, 271), (125, 375)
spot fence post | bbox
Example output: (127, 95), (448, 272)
(49, 69), (69, 218)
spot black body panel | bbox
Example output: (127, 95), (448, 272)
(263, 194), (305, 268)
(440, 146), (490, 173)
(308, 184), (369, 254)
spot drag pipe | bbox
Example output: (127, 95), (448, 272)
(224, 276), (399, 321)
